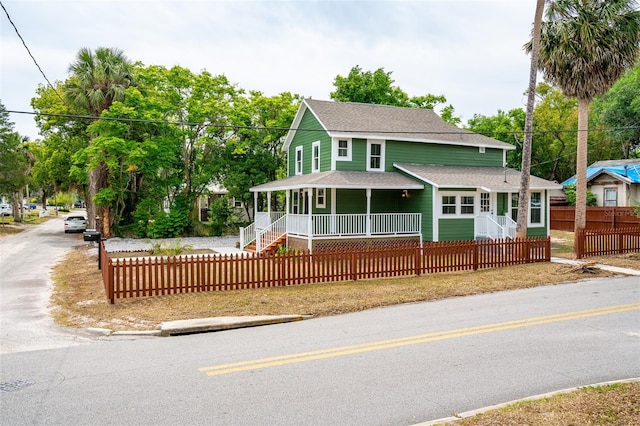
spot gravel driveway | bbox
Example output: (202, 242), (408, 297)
(103, 235), (243, 254)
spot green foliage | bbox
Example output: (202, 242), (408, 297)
(465, 108), (525, 168)
(147, 239), (193, 256)
(0, 102), (29, 198)
(591, 60), (640, 158)
(275, 244), (300, 256)
(208, 196), (232, 236)
(563, 185), (597, 207)
(330, 65), (461, 125)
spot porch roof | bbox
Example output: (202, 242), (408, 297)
(250, 171), (424, 192)
(394, 164), (563, 192)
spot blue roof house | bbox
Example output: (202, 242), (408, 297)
(562, 159), (640, 207)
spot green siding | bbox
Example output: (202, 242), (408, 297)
(371, 190), (401, 213)
(311, 188), (332, 214)
(527, 227), (547, 237)
(288, 110), (331, 176)
(438, 218), (475, 241)
(385, 141), (503, 169)
(335, 138), (367, 171)
(336, 189), (366, 213)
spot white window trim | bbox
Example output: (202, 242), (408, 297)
(438, 191), (478, 218)
(604, 188), (617, 207)
(316, 188), (326, 208)
(311, 141), (320, 173)
(511, 191), (545, 227)
(366, 139), (385, 172)
(332, 138), (352, 169)
(529, 191), (543, 226)
(295, 146), (303, 176)
(292, 191), (299, 214)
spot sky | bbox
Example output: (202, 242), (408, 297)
(1, 0), (538, 141)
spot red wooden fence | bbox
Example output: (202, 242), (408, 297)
(99, 237), (550, 303)
(575, 226), (640, 259)
(551, 206), (640, 231)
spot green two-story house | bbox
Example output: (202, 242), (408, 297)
(242, 99), (561, 252)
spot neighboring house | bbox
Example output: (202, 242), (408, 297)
(198, 184), (248, 222)
(242, 99), (562, 252)
(562, 159), (640, 207)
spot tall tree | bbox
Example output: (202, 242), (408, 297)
(528, 0), (640, 251)
(591, 60), (640, 158)
(330, 65), (460, 125)
(0, 101), (30, 220)
(516, 0), (545, 240)
(64, 47), (133, 236)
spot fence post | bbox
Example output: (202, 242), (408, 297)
(414, 245), (421, 276)
(108, 258), (115, 304)
(350, 251), (357, 281)
(618, 231), (624, 254)
(473, 240), (479, 271)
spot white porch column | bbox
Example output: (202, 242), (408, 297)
(331, 188), (337, 234)
(285, 190), (290, 214)
(267, 191), (272, 215)
(253, 192), (258, 221)
(307, 188), (313, 251)
(366, 188), (372, 236)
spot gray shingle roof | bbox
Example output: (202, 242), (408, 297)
(302, 99), (514, 150)
(250, 171), (424, 192)
(394, 164), (562, 192)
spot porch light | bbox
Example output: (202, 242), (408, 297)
(401, 190), (408, 198)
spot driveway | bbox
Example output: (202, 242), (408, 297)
(0, 215), (94, 354)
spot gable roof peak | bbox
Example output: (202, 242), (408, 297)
(283, 99), (514, 151)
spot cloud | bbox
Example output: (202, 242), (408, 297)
(1, 0), (538, 139)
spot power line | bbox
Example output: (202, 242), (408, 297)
(0, 1), (66, 104)
(6, 109), (639, 137)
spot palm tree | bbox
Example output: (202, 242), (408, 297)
(65, 47), (132, 237)
(516, 0), (546, 240)
(528, 0), (640, 253)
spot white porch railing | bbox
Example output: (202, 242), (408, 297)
(239, 222), (255, 249)
(475, 215), (515, 240)
(496, 215), (517, 239)
(256, 214), (287, 252)
(255, 211), (285, 231)
(288, 213), (421, 237)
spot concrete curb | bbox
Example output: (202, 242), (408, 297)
(85, 315), (313, 337)
(419, 378), (640, 425)
(159, 314), (312, 336)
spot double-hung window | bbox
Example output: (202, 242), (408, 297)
(530, 192), (542, 224)
(367, 140), (385, 171)
(461, 196), (475, 214)
(295, 146), (303, 175)
(312, 142), (320, 173)
(604, 188), (617, 206)
(442, 196), (456, 215)
(316, 188), (326, 208)
(335, 139), (351, 162)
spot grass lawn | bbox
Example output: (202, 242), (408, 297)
(445, 381), (640, 426)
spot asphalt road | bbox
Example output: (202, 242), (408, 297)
(1, 275), (638, 425)
(0, 214), (94, 354)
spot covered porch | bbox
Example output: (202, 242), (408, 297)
(241, 171), (424, 252)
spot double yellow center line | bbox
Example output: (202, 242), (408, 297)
(199, 303), (640, 377)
